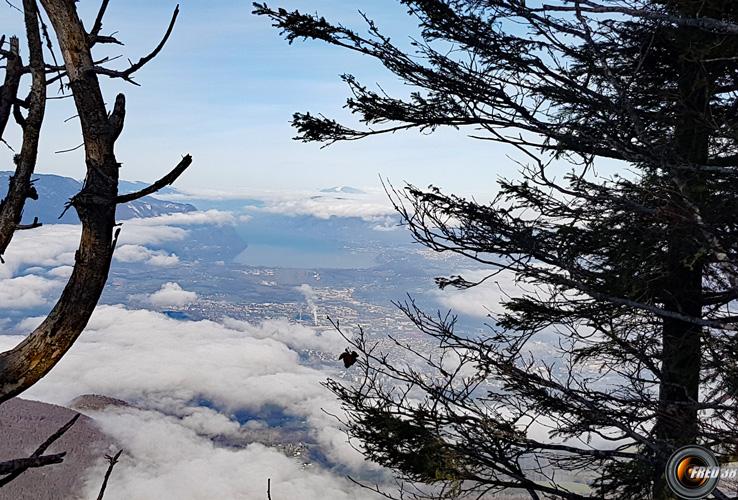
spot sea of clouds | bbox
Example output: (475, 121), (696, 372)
(0, 210), (386, 500)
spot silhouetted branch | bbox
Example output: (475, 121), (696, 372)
(53, 142), (83, 154)
(0, 454), (66, 476)
(88, 0), (110, 42)
(0, 414), (79, 487)
(96, 449), (122, 500)
(116, 154), (192, 203)
(108, 93), (125, 141)
(16, 216), (41, 230)
(0, 35), (21, 141)
(93, 4), (180, 85)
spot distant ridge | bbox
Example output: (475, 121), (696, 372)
(319, 186), (365, 194)
(0, 171), (196, 225)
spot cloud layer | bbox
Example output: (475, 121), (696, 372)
(1, 306), (384, 499)
(258, 196), (394, 220)
(0, 210), (234, 309)
(0, 208), (391, 498)
(433, 268), (516, 318)
(79, 407), (379, 500)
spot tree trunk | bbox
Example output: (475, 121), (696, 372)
(0, 0), (121, 403)
(652, 20), (710, 500)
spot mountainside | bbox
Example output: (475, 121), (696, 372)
(0, 171), (196, 225)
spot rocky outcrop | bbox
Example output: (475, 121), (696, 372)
(0, 397), (116, 500)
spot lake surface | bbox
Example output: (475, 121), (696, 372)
(234, 244), (380, 269)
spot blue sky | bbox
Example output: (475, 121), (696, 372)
(2, 1), (531, 196)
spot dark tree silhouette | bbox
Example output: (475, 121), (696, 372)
(256, 1), (738, 498)
(0, 0), (190, 485)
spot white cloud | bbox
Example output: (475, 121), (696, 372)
(258, 196), (394, 220)
(114, 245), (179, 267)
(47, 265), (74, 278)
(0, 224), (81, 278)
(434, 268), (517, 318)
(0, 275), (62, 309)
(221, 318), (342, 353)
(131, 210), (236, 227)
(371, 216), (400, 232)
(149, 282), (197, 307)
(160, 186), (378, 203)
(148, 253), (180, 267)
(0, 210), (234, 279)
(116, 224), (188, 247)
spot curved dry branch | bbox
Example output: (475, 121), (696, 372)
(116, 154), (192, 203)
(0, 0), (118, 403)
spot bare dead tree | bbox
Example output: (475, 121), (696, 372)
(256, 1), (738, 499)
(0, 0), (192, 403)
(0, 0), (192, 486)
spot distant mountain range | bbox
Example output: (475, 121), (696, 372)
(0, 171), (196, 225)
(319, 186), (365, 194)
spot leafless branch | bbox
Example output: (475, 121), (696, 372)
(0, 413), (79, 487)
(0, 0), (194, 405)
(0, 0), (46, 260)
(89, 0), (110, 41)
(0, 36), (21, 141)
(15, 216), (41, 230)
(115, 154), (192, 203)
(93, 4), (180, 85)
(53, 142), (83, 154)
(96, 449), (122, 500)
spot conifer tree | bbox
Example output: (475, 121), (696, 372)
(257, 1), (738, 498)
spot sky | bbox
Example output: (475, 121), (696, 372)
(0, 0), (523, 197)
